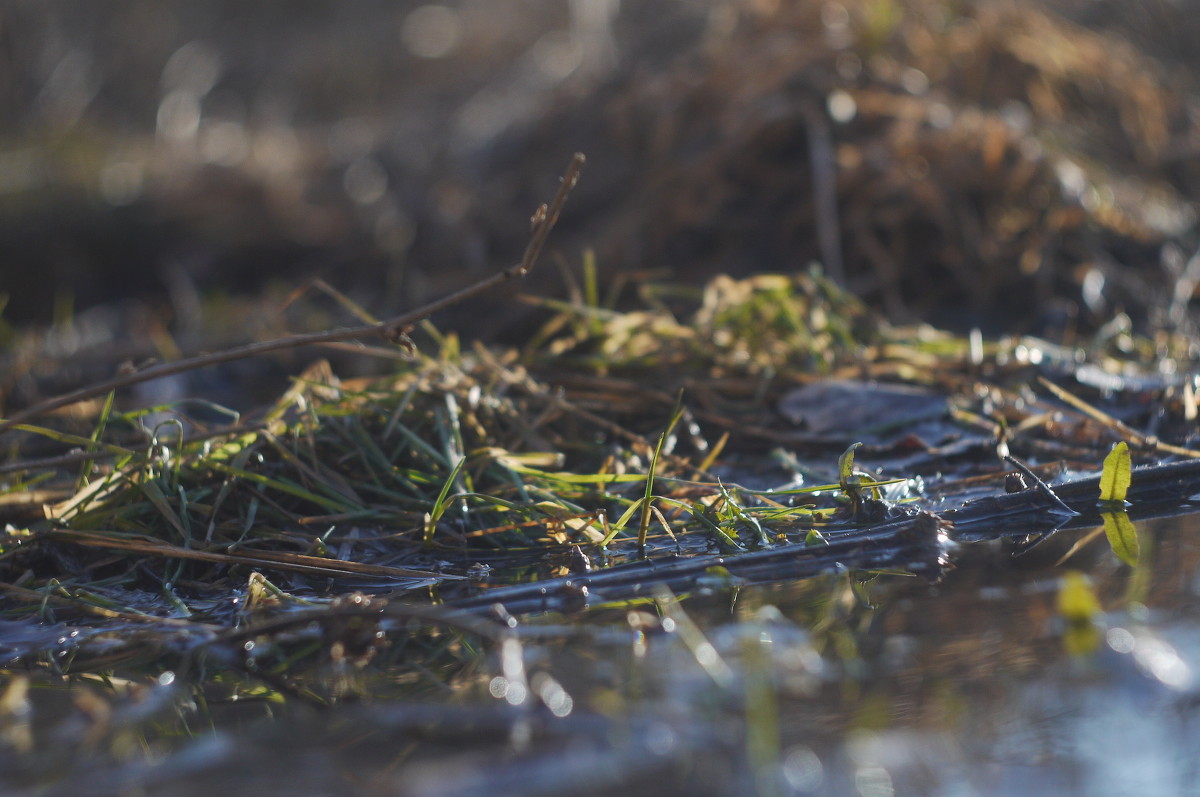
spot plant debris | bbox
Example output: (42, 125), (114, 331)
(3, 3), (1200, 793)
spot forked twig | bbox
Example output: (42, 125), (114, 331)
(1003, 454), (1077, 517)
(0, 153), (586, 437)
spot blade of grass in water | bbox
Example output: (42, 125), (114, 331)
(424, 456), (466, 546)
(600, 496), (647, 547)
(656, 496), (742, 550)
(638, 394), (685, 557)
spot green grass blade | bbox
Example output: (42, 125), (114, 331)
(503, 464), (646, 486)
(207, 461), (354, 513)
(600, 497), (646, 546)
(424, 456), (466, 545)
(638, 394), (685, 556)
(77, 390), (116, 489)
(139, 478), (187, 540)
(10, 423), (137, 458)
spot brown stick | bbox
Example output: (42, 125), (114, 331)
(43, 528), (463, 580)
(802, 98), (844, 286)
(0, 153), (586, 437)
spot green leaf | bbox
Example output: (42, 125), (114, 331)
(1101, 511), (1139, 566)
(838, 442), (868, 515)
(1099, 441), (1131, 505)
(837, 442), (862, 490)
(208, 462), (352, 513)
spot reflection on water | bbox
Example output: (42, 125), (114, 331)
(3, 513), (1200, 796)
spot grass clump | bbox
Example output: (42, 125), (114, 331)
(531, 266), (876, 376)
(1, 273), (882, 634)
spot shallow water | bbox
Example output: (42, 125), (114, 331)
(3, 511), (1199, 796)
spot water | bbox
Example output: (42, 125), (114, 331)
(2, 513), (1198, 796)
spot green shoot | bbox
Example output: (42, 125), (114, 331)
(424, 455), (466, 546)
(638, 393), (685, 557)
(837, 442), (872, 516)
(1099, 441), (1132, 507)
(1098, 441), (1137, 564)
(77, 391), (116, 489)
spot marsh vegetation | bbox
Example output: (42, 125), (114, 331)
(2, 2), (1200, 794)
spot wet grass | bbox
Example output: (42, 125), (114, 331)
(2, 171), (1200, 794)
(4, 2), (1200, 790)
(1, 268), (878, 619)
(2, 253), (1197, 660)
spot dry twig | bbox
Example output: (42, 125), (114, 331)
(0, 154), (586, 437)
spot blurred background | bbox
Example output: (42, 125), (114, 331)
(0, 1), (620, 325)
(2, 0), (1200, 404)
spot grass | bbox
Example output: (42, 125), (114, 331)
(1, 313), (851, 610)
(0, 260), (1198, 797)
(2, 264), (1195, 629)
(0, 259), (896, 669)
(0, 157), (1198, 739)
(3, 4), (1200, 790)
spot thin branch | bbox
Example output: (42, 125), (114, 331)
(43, 528), (464, 581)
(802, 98), (844, 286)
(1003, 454), (1077, 517)
(1037, 375), (1200, 459)
(0, 153), (586, 438)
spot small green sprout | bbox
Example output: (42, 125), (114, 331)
(1098, 441), (1138, 565)
(637, 393), (684, 557)
(1098, 441), (1132, 508)
(424, 455), (466, 546)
